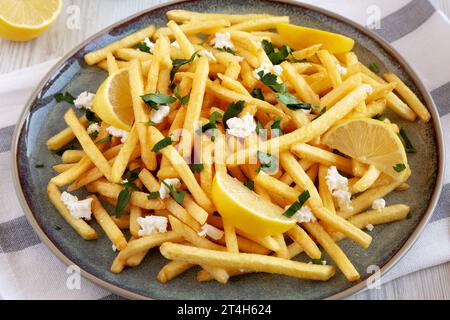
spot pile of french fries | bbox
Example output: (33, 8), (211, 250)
(45, 10), (430, 285)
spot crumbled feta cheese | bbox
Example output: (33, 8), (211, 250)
(60, 191), (93, 220)
(372, 198), (386, 211)
(87, 122), (100, 135)
(197, 224), (224, 240)
(273, 65), (283, 76)
(171, 40), (180, 49)
(210, 32), (235, 50)
(112, 244), (117, 252)
(362, 84), (374, 94)
(143, 37), (155, 52)
(322, 260), (327, 265)
(366, 224), (375, 232)
(252, 64), (271, 80)
(121, 179), (128, 184)
(137, 216), (168, 236)
(159, 178), (181, 199)
(226, 112), (256, 138)
(150, 105), (170, 124)
(200, 49), (216, 62)
(106, 126), (129, 143)
(74, 91), (95, 110)
(289, 205), (317, 223)
(326, 166), (353, 211)
(336, 64), (348, 75)
(235, 55), (244, 62)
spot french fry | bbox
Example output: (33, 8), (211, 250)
(225, 16), (289, 32)
(52, 163), (76, 173)
(128, 59), (156, 170)
(90, 195), (127, 250)
(97, 59), (130, 71)
(320, 73), (362, 108)
(280, 61), (320, 106)
(286, 225), (322, 259)
(166, 10), (272, 24)
(304, 222), (360, 282)
(165, 198), (203, 232)
(115, 48), (152, 61)
(167, 20), (196, 57)
(148, 126), (214, 213)
(182, 194), (209, 225)
(85, 25), (155, 65)
(158, 19), (231, 39)
(366, 82), (396, 103)
(63, 109), (113, 181)
(160, 242), (335, 281)
(111, 125), (139, 183)
(47, 182), (97, 240)
(111, 231), (183, 273)
(350, 165), (381, 194)
(126, 237), (149, 267)
(129, 206), (143, 238)
(106, 52), (119, 75)
(383, 72), (430, 122)
(46, 116), (88, 151)
(317, 50), (342, 88)
(145, 38), (161, 93)
(291, 44), (322, 61)
(223, 218), (239, 253)
(157, 260), (194, 283)
(61, 149), (85, 164)
(318, 165), (336, 214)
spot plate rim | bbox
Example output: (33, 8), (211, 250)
(11, 0), (445, 300)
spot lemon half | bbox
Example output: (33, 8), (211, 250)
(0, 0), (62, 41)
(211, 172), (296, 237)
(322, 119), (409, 180)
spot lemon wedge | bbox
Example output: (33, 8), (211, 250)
(277, 23), (355, 54)
(322, 119), (409, 180)
(92, 69), (134, 131)
(211, 171), (296, 237)
(0, 0), (62, 41)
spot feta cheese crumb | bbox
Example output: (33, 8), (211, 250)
(289, 205), (317, 223)
(362, 84), (374, 94)
(326, 166), (353, 211)
(200, 49), (216, 62)
(273, 65), (283, 76)
(137, 216), (168, 236)
(210, 32), (235, 50)
(143, 37), (155, 52)
(366, 224), (375, 232)
(150, 105), (170, 124)
(336, 64), (348, 75)
(106, 126), (129, 143)
(226, 112), (256, 138)
(87, 122), (100, 135)
(112, 244), (117, 252)
(74, 91), (95, 110)
(197, 224), (224, 240)
(171, 40), (180, 49)
(322, 260), (327, 265)
(60, 191), (93, 220)
(252, 64), (271, 80)
(159, 178), (181, 199)
(372, 198), (386, 211)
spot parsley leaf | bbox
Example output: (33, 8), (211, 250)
(152, 136), (173, 152)
(399, 128), (416, 154)
(134, 42), (152, 54)
(162, 180), (186, 204)
(55, 145), (74, 156)
(95, 136), (111, 144)
(369, 63), (380, 74)
(315, 108), (327, 120)
(261, 40), (293, 65)
(199, 111), (222, 134)
(223, 101), (245, 129)
(244, 180), (254, 191)
(116, 188), (131, 216)
(312, 258), (325, 265)
(170, 50), (201, 81)
(257, 151), (277, 173)
(250, 88), (265, 101)
(141, 93), (176, 110)
(85, 109), (101, 124)
(189, 163), (204, 173)
(55, 92), (75, 104)
(298, 190), (311, 208)
(89, 131), (99, 138)
(121, 168), (141, 184)
(271, 117), (283, 136)
(35, 163), (44, 168)
(173, 85), (190, 105)
(147, 191), (160, 199)
(277, 93), (318, 111)
(283, 190), (310, 218)
(217, 47), (236, 55)
(258, 71), (286, 93)
(393, 163), (407, 172)
(373, 114), (387, 121)
(256, 121), (264, 135)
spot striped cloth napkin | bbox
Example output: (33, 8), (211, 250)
(0, 0), (449, 299)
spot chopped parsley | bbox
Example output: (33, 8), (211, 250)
(55, 144), (75, 156)
(152, 136), (173, 152)
(250, 88), (265, 101)
(261, 40), (293, 65)
(217, 47), (236, 55)
(283, 190), (311, 218)
(170, 50), (201, 81)
(258, 71), (287, 93)
(35, 163), (45, 168)
(85, 109), (101, 124)
(140, 93), (176, 110)
(244, 180), (255, 191)
(311, 258), (325, 265)
(162, 180), (185, 204)
(115, 169), (141, 216)
(189, 163), (204, 173)
(271, 117), (282, 136)
(373, 114), (387, 121)
(147, 191), (161, 199)
(133, 42), (152, 54)
(399, 128), (416, 154)
(277, 93), (319, 111)
(95, 136), (111, 144)
(173, 85), (190, 105)
(257, 151), (277, 173)
(256, 121), (264, 135)
(55, 92), (75, 104)
(223, 100), (245, 129)
(369, 63), (380, 74)
(393, 163), (407, 173)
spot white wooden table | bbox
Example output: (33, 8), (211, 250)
(1, 0), (449, 300)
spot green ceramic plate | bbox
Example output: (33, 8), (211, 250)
(12, 0), (444, 299)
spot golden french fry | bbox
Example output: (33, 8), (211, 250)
(47, 116), (88, 151)
(111, 125), (139, 183)
(52, 163), (76, 173)
(166, 199), (203, 232)
(61, 150), (85, 164)
(291, 44), (322, 61)
(129, 205), (143, 238)
(350, 165), (381, 194)
(85, 25), (155, 65)
(286, 225), (322, 259)
(225, 16), (289, 32)
(160, 242), (335, 281)
(223, 218), (239, 253)
(167, 20), (196, 57)
(166, 10), (272, 24)
(182, 194), (209, 225)
(106, 52), (119, 75)
(317, 50), (342, 88)
(318, 165), (336, 214)
(320, 73), (362, 108)
(47, 182), (97, 240)
(90, 195), (127, 250)
(115, 48), (152, 61)
(157, 260), (194, 283)
(280, 61), (320, 106)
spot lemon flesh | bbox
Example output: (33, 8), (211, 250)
(92, 69), (134, 131)
(277, 23), (355, 54)
(212, 172), (296, 237)
(322, 119), (408, 180)
(0, 0), (62, 41)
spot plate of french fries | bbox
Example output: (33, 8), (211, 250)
(12, 0), (444, 300)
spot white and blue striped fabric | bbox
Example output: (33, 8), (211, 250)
(0, 0), (449, 299)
